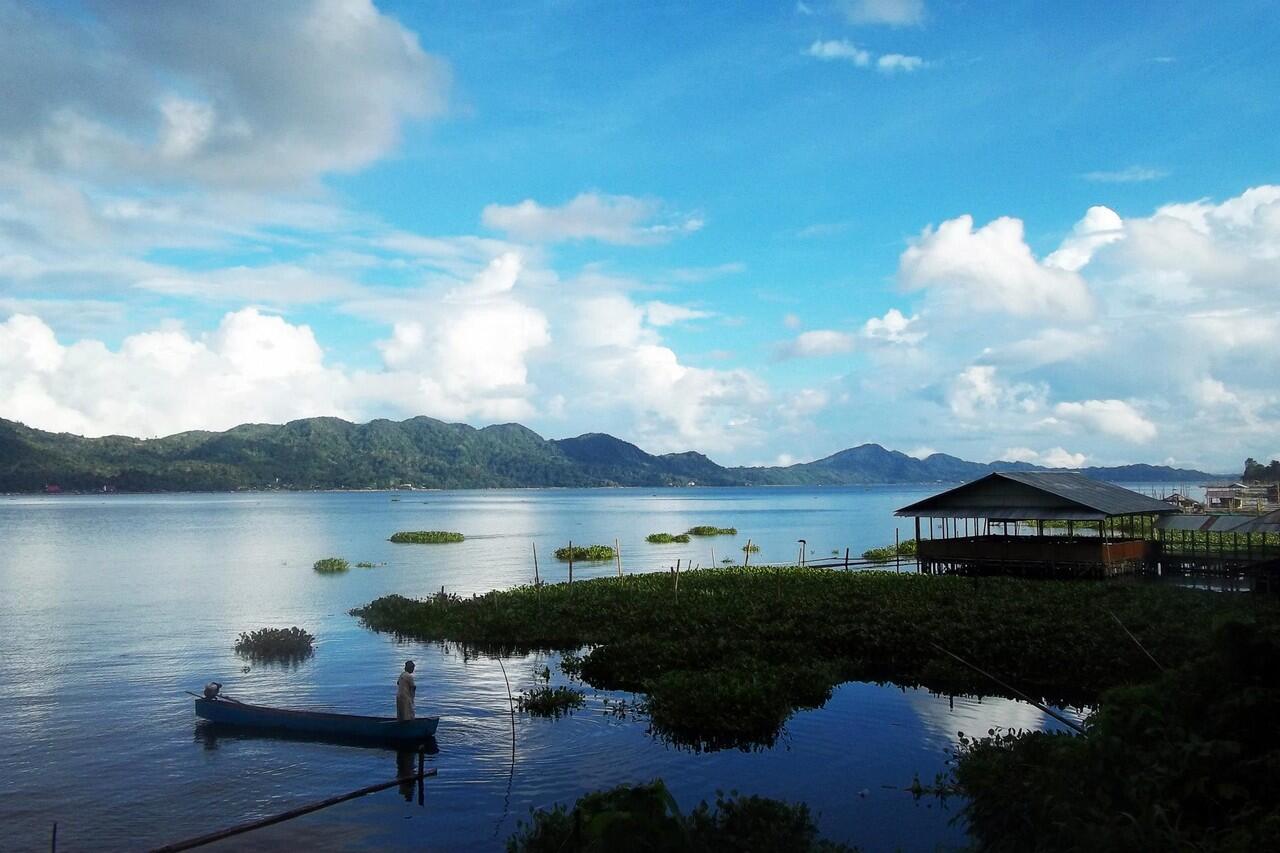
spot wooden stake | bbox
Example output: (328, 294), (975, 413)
(567, 540), (573, 588)
(844, 547), (849, 569)
(615, 538), (622, 577)
(532, 542), (540, 586)
(895, 528), (900, 574)
(744, 538), (752, 567)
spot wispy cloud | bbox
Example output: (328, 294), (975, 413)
(840, 0), (927, 27)
(1081, 166), (1168, 183)
(807, 40), (926, 74)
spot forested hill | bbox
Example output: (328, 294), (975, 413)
(0, 416), (1217, 492)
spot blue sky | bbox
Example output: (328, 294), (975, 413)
(1, 0), (1277, 470)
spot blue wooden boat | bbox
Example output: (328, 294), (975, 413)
(195, 697), (439, 744)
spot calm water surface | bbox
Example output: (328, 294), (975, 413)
(0, 487), (1083, 851)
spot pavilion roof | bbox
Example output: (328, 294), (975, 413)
(895, 471), (1176, 521)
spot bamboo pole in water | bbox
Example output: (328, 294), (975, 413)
(744, 539), (751, 567)
(615, 538), (622, 577)
(567, 541), (573, 590)
(532, 542), (540, 586)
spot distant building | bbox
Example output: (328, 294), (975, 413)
(44, 484), (61, 494)
(1204, 482), (1279, 512)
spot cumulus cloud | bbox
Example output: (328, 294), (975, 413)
(806, 41), (926, 73)
(778, 330), (857, 359)
(1003, 447), (1088, 468)
(876, 54), (926, 73)
(807, 40), (871, 66)
(0, 0), (447, 188)
(862, 308), (923, 344)
(839, 0), (926, 26)
(899, 214), (1094, 319)
(481, 193), (702, 245)
(1051, 400), (1157, 444)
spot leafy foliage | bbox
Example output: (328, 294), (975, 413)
(1243, 456), (1280, 482)
(517, 685), (586, 717)
(312, 557), (349, 573)
(506, 779), (855, 852)
(648, 532), (692, 544)
(860, 539), (917, 562)
(234, 626), (315, 662)
(952, 620), (1280, 852)
(352, 569), (1272, 750)
(686, 526), (738, 536)
(555, 544), (615, 561)
(390, 530), (464, 544)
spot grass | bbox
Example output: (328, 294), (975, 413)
(686, 526), (738, 536)
(861, 539), (917, 562)
(352, 568), (1273, 750)
(647, 532), (692, 544)
(313, 557), (349, 573)
(506, 779), (854, 852)
(390, 530), (464, 544)
(951, 620), (1280, 852)
(554, 544), (615, 561)
(234, 626), (315, 662)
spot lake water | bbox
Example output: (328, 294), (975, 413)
(0, 486), (1085, 851)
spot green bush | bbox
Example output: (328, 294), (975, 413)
(648, 532), (692, 544)
(234, 626), (315, 661)
(687, 526), (737, 536)
(554, 544), (615, 561)
(506, 779), (853, 852)
(313, 557), (349, 573)
(390, 530), (464, 544)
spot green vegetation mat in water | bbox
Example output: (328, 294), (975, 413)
(353, 568), (1273, 751)
(647, 532), (691, 544)
(234, 626), (315, 662)
(390, 531), (464, 544)
(312, 557), (349, 573)
(506, 779), (854, 852)
(554, 544), (615, 561)
(861, 539), (917, 562)
(686, 526), (737, 536)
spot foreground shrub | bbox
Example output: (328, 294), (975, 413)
(313, 557), (349, 573)
(648, 532), (692, 544)
(507, 779), (853, 852)
(234, 626), (315, 662)
(861, 539), (917, 562)
(952, 620), (1280, 852)
(687, 526), (737, 536)
(554, 544), (615, 561)
(390, 530), (464, 544)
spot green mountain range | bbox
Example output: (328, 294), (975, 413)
(0, 415), (1218, 493)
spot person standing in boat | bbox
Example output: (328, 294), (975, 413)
(396, 660), (417, 720)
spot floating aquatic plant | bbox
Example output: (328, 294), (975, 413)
(313, 557), (350, 573)
(861, 539), (917, 562)
(647, 532), (691, 544)
(686, 526), (737, 536)
(390, 531), (464, 544)
(234, 626), (315, 662)
(554, 544), (615, 561)
(741, 543), (760, 553)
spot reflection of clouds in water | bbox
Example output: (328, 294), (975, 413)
(907, 690), (1085, 743)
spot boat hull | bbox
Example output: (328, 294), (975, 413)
(195, 698), (439, 744)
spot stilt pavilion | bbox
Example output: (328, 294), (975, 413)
(895, 471), (1175, 577)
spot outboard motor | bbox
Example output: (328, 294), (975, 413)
(203, 682), (223, 700)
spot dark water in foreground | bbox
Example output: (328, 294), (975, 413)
(0, 487), (1083, 851)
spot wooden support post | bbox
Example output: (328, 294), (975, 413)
(615, 538), (622, 577)
(895, 528), (900, 574)
(567, 540), (573, 588)
(844, 547), (850, 569)
(532, 542), (539, 586)
(744, 539), (751, 567)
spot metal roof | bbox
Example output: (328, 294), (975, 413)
(1158, 510), (1280, 534)
(895, 471), (1176, 520)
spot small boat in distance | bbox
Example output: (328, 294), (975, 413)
(194, 695), (439, 745)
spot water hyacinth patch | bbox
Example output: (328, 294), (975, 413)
(313, 557), (350, 573)
(686, 526), (737, 536)
(647, 532), (691, 544)
(354, 568), (1274, 751)
(741, 543), (760, 553)
(554, 544), (615, 561)
(390, 531), (464, 544)
(234, 626), (315, 662)
(861, 539), (917, 562)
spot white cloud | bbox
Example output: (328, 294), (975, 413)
(876, 54), (925, 74)
(807, 40), (871, 66)
(1081, 166), (1168, 183)
(839, 0), (926, 26)
(945, 366), (1045, 420)
(862, 308), (923, 344)
(779, 329), (857, 359)
(481, 193), (702, 245)
(899, 214), (1094, 319)
(906, 446), (936, 459)
(783, 313), (803, 330)
(1044, 206), (1125, 272)
(1052, 400), (1157, 444)
(645, 301), (713, 326)
(1003, 447), (1088, 468)
(0, 0), (448, 188)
